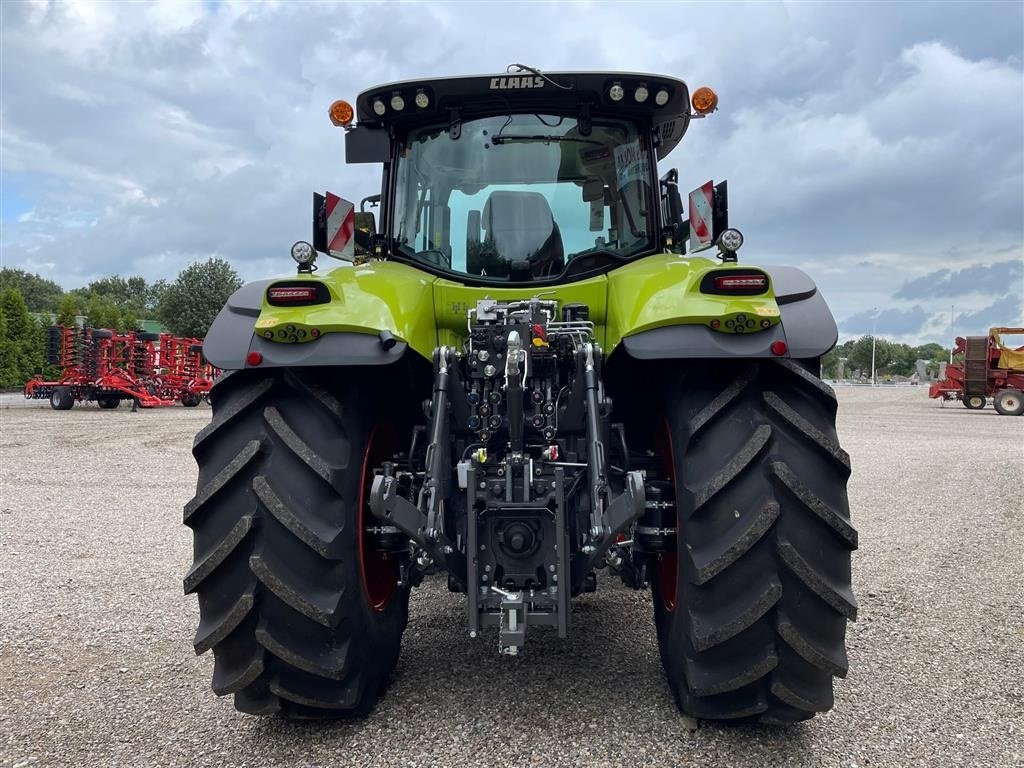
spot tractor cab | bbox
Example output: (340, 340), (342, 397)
(329, 69), (718, 283)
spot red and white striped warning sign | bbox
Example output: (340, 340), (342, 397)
(325, 192), (355, 260)
(688, 180), (714, 253)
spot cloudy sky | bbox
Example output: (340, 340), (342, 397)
(2, 0), (1022, 343)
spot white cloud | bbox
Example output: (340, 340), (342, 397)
(0, 1), (1020, 346)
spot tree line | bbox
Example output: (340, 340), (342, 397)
(0, 259), (242, 389)
(821, 336), (951, 380)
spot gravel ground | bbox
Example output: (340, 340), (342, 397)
(1, 387), (1021, 768)
(0, 393), (52, 409)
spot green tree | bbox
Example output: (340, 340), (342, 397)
(0, 303), (15, 388)
(84, 292), (122, 330)
(914, 342), (947, 361)
(148, 279), (168, 311)
(821, 339), (855, 379)
(821, 347), (839, 379)
(889, 343), (919, 377)
(158, 258), (243, 338)
(80, 276), (131, 309)
(122, 309), (139, 331)
(0, 268), (63, 312)
(56, 294), (80, 327)
(0, 288), (43, 386)
(69, 275), (164, 320)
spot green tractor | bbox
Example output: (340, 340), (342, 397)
(184, 68), (856, 723)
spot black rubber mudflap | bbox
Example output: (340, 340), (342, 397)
(653, 359), (857, 724)
(184, 369), (409, 717)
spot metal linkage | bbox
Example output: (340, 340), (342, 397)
(578, 342), (646, 562)
(369, 346), (463, 571)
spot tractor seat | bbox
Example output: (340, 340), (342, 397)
(470, 191), (564, 277)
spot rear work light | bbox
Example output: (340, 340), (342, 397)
(268, 286), (319, 303)
(714, 275), (768, 291)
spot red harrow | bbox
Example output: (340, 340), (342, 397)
(24, 326), (219, 410)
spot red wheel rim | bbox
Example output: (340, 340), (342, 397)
(358, 423), (400, 611)
(655, 417), (678, 612)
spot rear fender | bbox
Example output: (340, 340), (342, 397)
(202, 262), (437, 370)
(612, 262), (837, 360)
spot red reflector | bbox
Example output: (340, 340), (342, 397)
(246, 351), (263, 366)
(714, 275), (767, 291)
(770, 341), (788, 356)
(268, 286), (318, 302)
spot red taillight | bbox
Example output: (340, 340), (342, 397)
(770, 341), (788, 356)
(246, 351), (263, 366)
(714, 275), (767, 291)
(268, 286), (318, 303)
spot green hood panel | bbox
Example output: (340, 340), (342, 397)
(254, 262), (438, 358)
(605, 254), (780, 349)
(253, 253), (781, 362)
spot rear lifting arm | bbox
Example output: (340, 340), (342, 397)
(369, 347), (465, 572)
(580, 343), (646, 564)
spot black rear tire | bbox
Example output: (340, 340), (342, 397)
(993, 388), (1024, 416)
(50, 386), (74, 411)
(181, 393), (202, 408)
(185, 368), (410, 717)
(97, 395), (120, 409)
(963, 395), (986, 410)
(652, 359), (857, 723)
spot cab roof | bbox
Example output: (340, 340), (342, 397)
(354, 70), (692, 159)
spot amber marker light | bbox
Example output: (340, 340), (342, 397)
(328, 99), (354, 127)
(691, 86), (718, 115)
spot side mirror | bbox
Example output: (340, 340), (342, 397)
(354, 211), (376, 257)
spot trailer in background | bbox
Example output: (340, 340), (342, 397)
(929, 327), (1024, 415)
(23, 326), (219, 410)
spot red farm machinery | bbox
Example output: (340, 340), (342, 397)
(929, 327), (1024, 416)
(23, 326), (219, 410)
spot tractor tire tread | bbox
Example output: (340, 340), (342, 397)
(263, 405), (334, 483)
(185, 369), (408, 718)
(252, 475), (344, 558)
(183, 440), (262, 524)
(688, 500), (779, 585)
(655, 359), (856, 723)
(689, 577), (782, 652)
(183, 513), (254, 594)
(769, 461), (858, 548)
